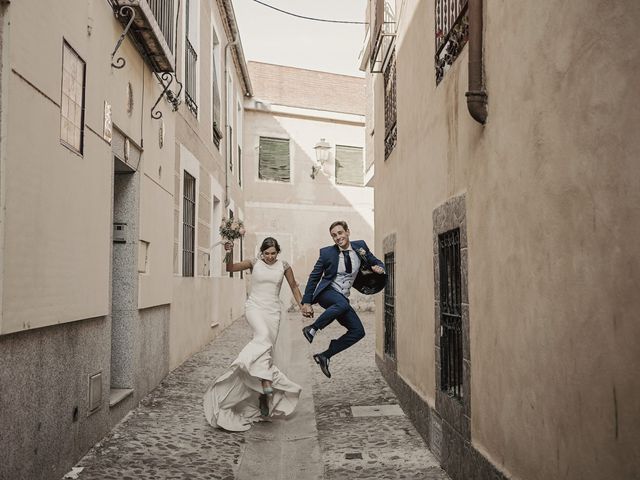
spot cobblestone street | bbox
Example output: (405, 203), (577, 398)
(66, 312), (449, 480)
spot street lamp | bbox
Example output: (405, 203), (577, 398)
(311, 138), (331, 179)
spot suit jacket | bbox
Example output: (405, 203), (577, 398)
(302, 240), (385, 305)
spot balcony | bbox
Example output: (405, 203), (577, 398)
(435, 0), (469, 84)
(369, 0), (395, 73)
(112, 0), (176, 73)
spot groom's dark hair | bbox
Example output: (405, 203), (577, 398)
(329, 220), (349, 232)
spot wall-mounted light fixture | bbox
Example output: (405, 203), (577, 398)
(311, 138), (331, 179)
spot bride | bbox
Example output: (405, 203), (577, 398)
(203, 237), (304, 431)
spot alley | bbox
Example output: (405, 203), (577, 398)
(65, 312), (449, 480)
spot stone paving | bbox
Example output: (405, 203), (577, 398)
(65, 311), (449, 480)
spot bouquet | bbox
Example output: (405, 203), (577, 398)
(219, 218), (246, 262)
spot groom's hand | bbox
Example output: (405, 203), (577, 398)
(371, 265), (385, 274)
(301, 304), (314, 318)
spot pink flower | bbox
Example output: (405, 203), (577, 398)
(231, 222), (239, 230)
(238, 227), (246, 236)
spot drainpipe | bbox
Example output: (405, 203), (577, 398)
(465, 0), (487, 124)
(223, 40), (237, 208)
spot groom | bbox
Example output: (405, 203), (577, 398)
(301, 221), (385, 378)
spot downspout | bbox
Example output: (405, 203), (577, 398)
(465, 0), (487, 124)
(223, 40), (237, 209)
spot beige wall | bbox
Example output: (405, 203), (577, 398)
(1, 0), (175, 334)
(372, 1), (640, 479)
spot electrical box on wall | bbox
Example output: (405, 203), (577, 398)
(113, 223), (127, 243)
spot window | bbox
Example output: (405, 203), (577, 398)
(182, 172), (196, 276)
(212, 27), (222, 147)
(384, 252), (396, 359)
(383, 50), (397, 160)
(238, 145), (242, 187)
(60, 41), (86, 154)
(335, 145), (364, 186)
(258, 137), (290, 182)
(435, 0), (468, 84)
(228, 209), (234, 278)
(439, 228), (462, 399)
(185, 0), (198, 116)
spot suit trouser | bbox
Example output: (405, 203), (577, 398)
(312, 288), (365, 358)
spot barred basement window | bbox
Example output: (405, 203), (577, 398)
(384, 252), (396, 359)
(60, 41), (86, 154)
(182, 172), (196, 277)
(439, 228), (463, 399)
(335, 145), (364, 186)
(258, 137), (290, 182)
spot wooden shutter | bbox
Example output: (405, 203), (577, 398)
(335, 145), (364, 186)
(259, 137), (290, 182)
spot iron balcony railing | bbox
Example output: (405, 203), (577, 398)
(185, 38), (198, 116)
(439, 228), (463, 400)
(148, 0), (174, 54)
(111, 0), (176, 72)
(435, 0), (469, 84)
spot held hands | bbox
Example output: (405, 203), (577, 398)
(223, 241), (234, 252)
(371, 265), (385, 274)
(301, 304), (314, 318)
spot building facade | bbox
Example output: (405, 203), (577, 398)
(243, 62), (374, 310)
(0, 1), (251, 478)
(170, 0), (251, 369)
(364, 1), (640, 479)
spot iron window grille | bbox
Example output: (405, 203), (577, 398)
(185, 37), (198, 116)
(60, 41), (86, 154)
(212, 48), (222, 147)
(258, 137), (290, 182)
(228, 210), (234, 278)
(335, 145), (364, 186)
(439, 228), (463, 399)
(435, 0), (469, 84)
(383, 50), (397, 160)
(384, 252), (396, 359)
(182, 172), (196, 277)
(238, 145), (242, 187)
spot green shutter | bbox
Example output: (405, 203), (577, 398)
(259, 137), (290, 182)
(335, 145), (364, 186)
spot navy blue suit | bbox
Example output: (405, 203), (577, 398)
(302, 240), (384, 358)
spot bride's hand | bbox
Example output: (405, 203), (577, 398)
(224, 241), (233, 252)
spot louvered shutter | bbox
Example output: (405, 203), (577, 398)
(335, 145), (364, 186)
(259, 137), (290, 182)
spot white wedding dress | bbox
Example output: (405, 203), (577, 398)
(203, 258), (302, 431)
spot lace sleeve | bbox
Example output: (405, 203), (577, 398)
(250, 257), (258, 268)
(282, 260), (291, 271)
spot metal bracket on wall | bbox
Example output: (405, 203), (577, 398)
(151, 72), (181, 119)
(111, 5), (136, 69)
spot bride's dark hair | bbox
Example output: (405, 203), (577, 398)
(260, 237), (281, 253)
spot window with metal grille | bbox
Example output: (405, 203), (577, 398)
(435, 0), (469, 84)
(383, 50), (397, 160)
(258, 137), (290, 182)
(384, 252), (396, 359)
(60, 41), (86, 154)
(212, 33), (222, 147)
(335, 145), (364, 186)
(439, 228), (463, 399)
(184, 0), (198, 116)
(238, 145), (242, 186)
(182, 172), (196, 277)
(228, 209), (234, 278)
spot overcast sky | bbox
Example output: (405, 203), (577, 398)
(233, 0), (368, 77)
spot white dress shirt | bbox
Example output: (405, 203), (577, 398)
(330, 244), (361, 298)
